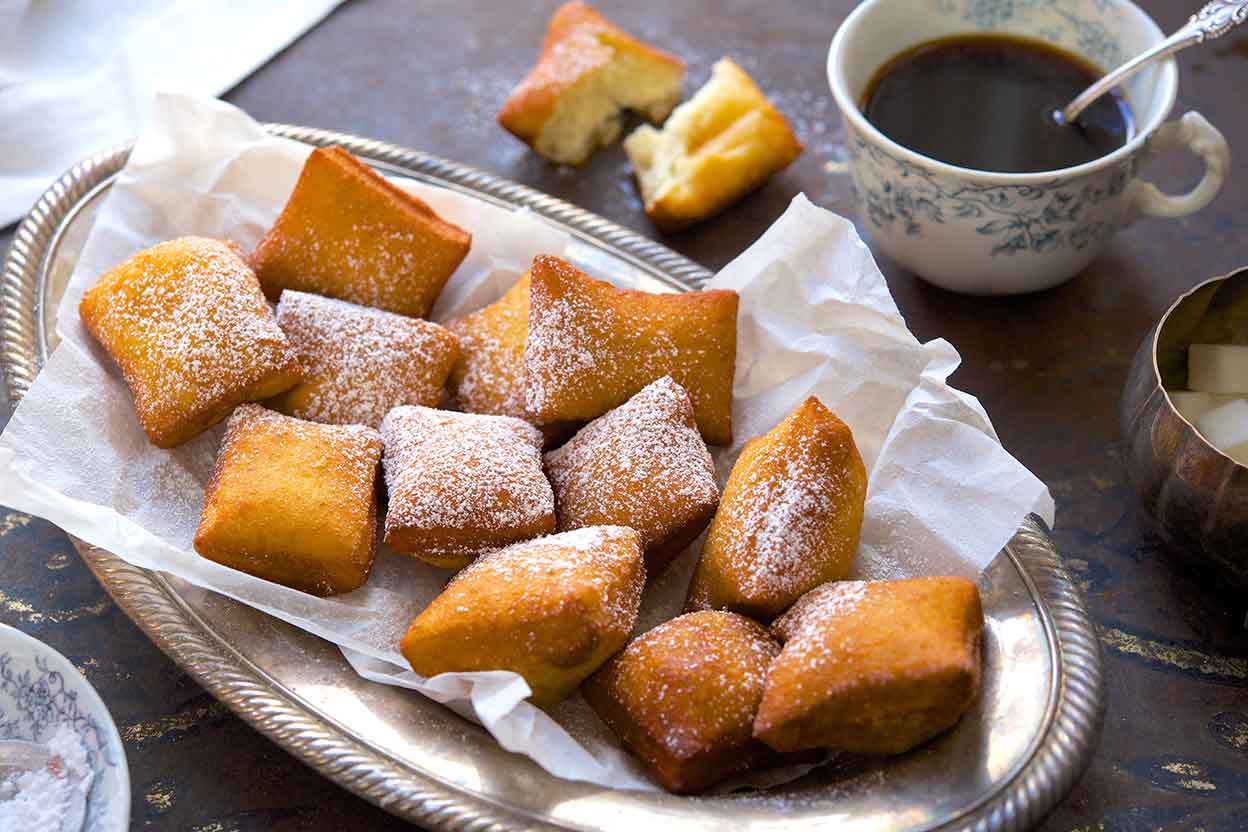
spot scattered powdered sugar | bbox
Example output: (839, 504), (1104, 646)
(717, 410), (862, 607)
(380, 405), (554, 557)
(275, 290), (458, 427)
(522, 256), (735, 444)
(594, 611), (778, 757)
(447, 526), (645, 637)
(0, 722), (93, 829)
(772, 581), (871, 646)
(82, 237), (297, 437)
(523, 259), (609, 415)
(447, 274), (530, 421)
(545, 376), (718, 553)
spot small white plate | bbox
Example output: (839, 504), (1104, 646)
(0, 623), (129, 831)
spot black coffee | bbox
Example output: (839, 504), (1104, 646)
(861, 34), (1134, 173)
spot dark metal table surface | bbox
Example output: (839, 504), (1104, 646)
(1, 1), (1245, 829)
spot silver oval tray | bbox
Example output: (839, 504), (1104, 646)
(1, 125), (1105, 832)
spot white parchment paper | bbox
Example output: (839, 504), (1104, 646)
(0, 94), (1053, 791)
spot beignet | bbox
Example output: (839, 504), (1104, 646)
(401, 525), (645, 707)
(193, 405), (383, 596)
(252, 146), (471, 318)
(447, 272), (532, 421)
(270, 290), (459, 427)
(583, 610), (779, 793)
(545, 376), (718, 578)
(753, 577), (984, 755)
(524, 255), (738, 445)
(625, 58), (803, 230)
(78, 236), (301, 448)
(498, 1), (684, 165)
(380, 405), (555, 568)
(686, 397), (866, 620)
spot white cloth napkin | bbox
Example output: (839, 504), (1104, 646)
(0, 0), (344, 227)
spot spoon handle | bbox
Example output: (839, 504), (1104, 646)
(1060, 1), (1248, 125)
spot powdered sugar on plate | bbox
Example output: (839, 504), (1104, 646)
(0, 723), (93, 830)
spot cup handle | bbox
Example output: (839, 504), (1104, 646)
(1126, 111), (1230, 223)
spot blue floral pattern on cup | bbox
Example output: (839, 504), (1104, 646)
(958, 0), (1125, 67)
(847, 137), (1135, 256)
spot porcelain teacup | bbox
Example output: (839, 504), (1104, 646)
(827, 0), (1230, 295)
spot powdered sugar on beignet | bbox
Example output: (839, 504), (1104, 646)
(272, 291), (458, 427)
(380, 405), (554, 568)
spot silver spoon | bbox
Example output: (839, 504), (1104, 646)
(1058, 0), (1247, 125)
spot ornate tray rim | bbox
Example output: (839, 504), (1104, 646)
(1, 125), (1105, 832)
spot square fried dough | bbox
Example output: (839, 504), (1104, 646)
(401, 526), (645, 707)
(753, 577), (984, 755)
(252, 146), (471, 318)
(380, 405), (555, 568)
(193, 405), (383, 596)
(270, 290), (459, 428)
(584, 610), (779, 793)
(524, 255), (737, 445)
(545, 376), (718, 578)
(78, 236), (301, 448)
(686, 396), (867, 621)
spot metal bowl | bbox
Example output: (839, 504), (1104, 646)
(1120, 267), (1248, 589)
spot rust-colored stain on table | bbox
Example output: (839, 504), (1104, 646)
(1, 0), (1246, 829)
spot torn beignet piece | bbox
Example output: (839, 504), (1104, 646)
(497, 1), (684, 165)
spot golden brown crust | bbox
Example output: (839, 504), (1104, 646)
(445, 272), (573, 444)
(497, 2), (684, 165)
(544, 377), (719, 578)
(193, 405), (383, 596)
(624, 58), (803, 230)
(269, 290), (459, 427)
(78, 236), (301, 448)
(753, 577), (984, 755)
(685, 396), (867, 620)
(524, 255), (737, 445)
(400, 526), (645, 707)
(583, 610), (779, 793)
(379, 405), (555, 568)
(252, 146), (471, 318)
